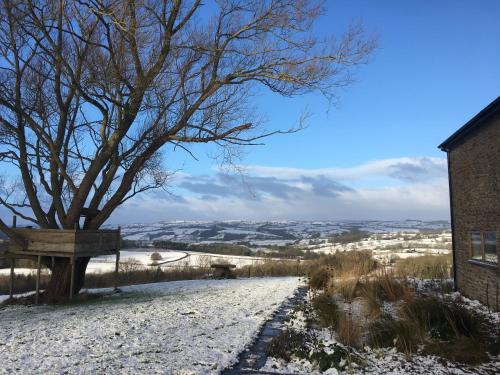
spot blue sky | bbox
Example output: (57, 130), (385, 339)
(2, 1), (497, 225)
(111, 0), (500, 224)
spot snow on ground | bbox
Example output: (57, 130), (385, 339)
(87, 248), (291, 274)
(0, 249), (292, 276)
(0, 268), (48, 276)
(0, 277), (301, 375)
(87, 249), (188, 273)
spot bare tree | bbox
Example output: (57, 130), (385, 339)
(0, 0), (375, 300)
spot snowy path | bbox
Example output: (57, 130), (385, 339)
(0, 277), (301, 374)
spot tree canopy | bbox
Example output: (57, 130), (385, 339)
(0, 0), (374, 299)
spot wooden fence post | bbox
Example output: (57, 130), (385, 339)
(69, 256), (75, 301)
(35, 255), (41, 304)
(9, 258), (14, 299)
(114, 251), (120, 291)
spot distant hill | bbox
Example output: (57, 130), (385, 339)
(115, 220), (451, 246)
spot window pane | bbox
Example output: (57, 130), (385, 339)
(471, 232), (482, 260)
(484, 231), (497, 263)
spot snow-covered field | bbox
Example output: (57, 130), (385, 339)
(0, 277), (301, 374)
(0, 249), (293, 276)
(86, 248), (288, 274)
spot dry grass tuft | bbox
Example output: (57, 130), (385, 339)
(336, 308), (362, 348)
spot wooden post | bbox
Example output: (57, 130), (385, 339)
(35, 255), (41, 304)
(496, 283), (499, 312)
(114, 227), (121, 291)
(9, 258), (14, 299)
(12, 215), (16, 228)
(114, 250), (120, 291)
(486, 282), (490, 311)
(69, 256), (75, 301)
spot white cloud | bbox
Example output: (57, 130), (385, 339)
(108, 156), (450, 224)
(239, 157), (447, 182)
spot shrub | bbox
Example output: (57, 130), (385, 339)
(150, 252), (162, 261)
(267, 328), (357, 372)
(266, 329), (309, 361)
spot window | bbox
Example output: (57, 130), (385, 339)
(470, 231), (482, 260)
(484, 232), (497, 263)
(470, 231), (497, 264)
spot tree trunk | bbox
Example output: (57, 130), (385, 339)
(43, 257), (90, 302)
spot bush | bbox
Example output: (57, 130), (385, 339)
(267, 328), (357, 372)
(266, 329), (309, 361)
(150, 252), (162, 261)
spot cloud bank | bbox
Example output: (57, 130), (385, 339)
(111, 157), (450, 224)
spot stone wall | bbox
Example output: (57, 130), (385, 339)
(448, 111), (500, 310)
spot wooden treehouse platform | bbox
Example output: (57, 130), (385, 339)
(8, 228), (121, 257)
(4, 226), (121, 303)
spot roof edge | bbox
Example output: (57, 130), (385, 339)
(438, 96), (500, 152)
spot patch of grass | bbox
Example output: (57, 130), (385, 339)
(367, 313), (419, 356)
(237, 259), (304, 278)
(309, 251), (377, 278)
(308, 268), (330, 290)
(360, 280), (381, 318)
(395, 254), (452, 280)
(368, 297), (496, 364)
(331, 277), (361, 302)
(374, 269), (414, 302)
(424, 336), (490, 365)
(401, 297), (490, 343)
(336, 309), (362, 348)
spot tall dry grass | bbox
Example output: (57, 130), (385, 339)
(395, 254), (452, 280)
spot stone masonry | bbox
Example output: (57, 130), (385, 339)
(445, 106), (500, 310)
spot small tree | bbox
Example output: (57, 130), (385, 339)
(0, 0), (374, 300)
(150, 252), (162, 261)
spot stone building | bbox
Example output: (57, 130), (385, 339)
(439, 97), (500, 310)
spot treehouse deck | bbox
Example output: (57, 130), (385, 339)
(5, 228), (121, 302)
(7, 228), (121, 257)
